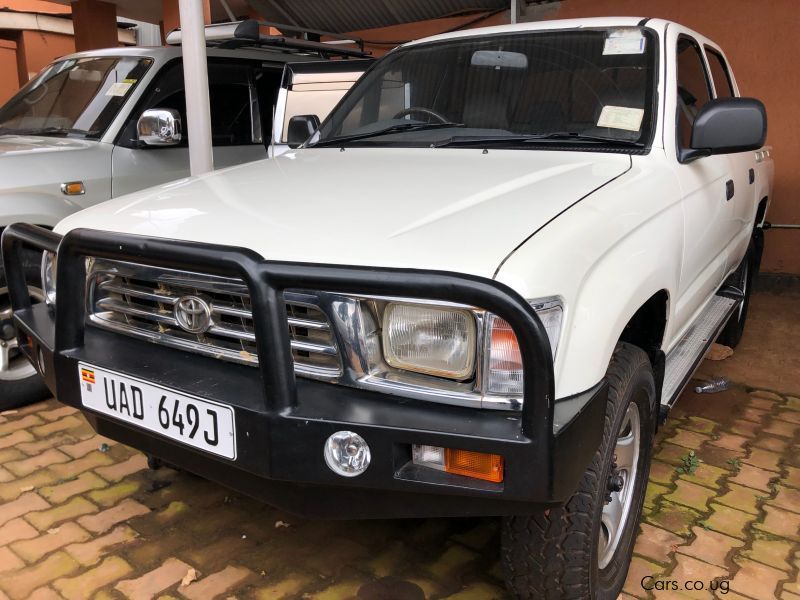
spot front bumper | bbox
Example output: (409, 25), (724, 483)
(2, 224), (606, 519)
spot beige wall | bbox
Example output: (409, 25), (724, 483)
(0, 40), (18, 103)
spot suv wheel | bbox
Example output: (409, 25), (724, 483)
(0, 263), (50, 410)
(501, 342), (656, 599)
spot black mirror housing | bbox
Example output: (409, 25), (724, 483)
(287, 114), (321, 148)
(689, 97), (767, 157)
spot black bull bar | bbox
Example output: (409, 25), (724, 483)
(2, 223), (605, 518)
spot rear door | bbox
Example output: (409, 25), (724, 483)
(702, 44), (755, 270)
(111, 59), (269, 197)
(270, 60), (371, 156)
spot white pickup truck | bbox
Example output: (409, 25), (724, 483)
(3, 17), (773, 599)
(0, 21), (370, 401)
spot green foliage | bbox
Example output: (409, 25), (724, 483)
(676, 450), (700, 475)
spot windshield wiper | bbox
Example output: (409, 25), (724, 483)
(0, 126), (95, 137)
(433, 131), (645, 148)
(311, 121), (464, 147)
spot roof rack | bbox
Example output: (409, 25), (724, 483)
(165, 19), (370, 59)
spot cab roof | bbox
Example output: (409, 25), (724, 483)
(403, 17), (668, 48)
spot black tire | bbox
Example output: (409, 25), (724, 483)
(501, 343), (656, 600)
(0, 256), (50, 410)
(717, 240), (755, 349)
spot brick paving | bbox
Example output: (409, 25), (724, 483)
(0, 287), (798, 599)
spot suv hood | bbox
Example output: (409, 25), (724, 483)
(55, 148), (630, 278)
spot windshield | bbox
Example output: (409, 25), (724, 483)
(314, 28), (657, 149)
(0, 56), (152, 139)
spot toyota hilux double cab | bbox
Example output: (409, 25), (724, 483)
(0, 20), (370, 406)
(3, 17), (773, 599)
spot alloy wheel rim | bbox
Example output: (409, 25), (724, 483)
(0, 286), (44, 382)
(598, 401), (641, 569)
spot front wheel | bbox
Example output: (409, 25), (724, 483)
(0, 261), (50, 410)
(502, 343), (656, 599)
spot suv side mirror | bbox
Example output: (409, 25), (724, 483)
(681, 97), (767, 163)
(287, 114), (320, 148)
(137, 108), (182, 147)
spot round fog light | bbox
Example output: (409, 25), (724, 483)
(324, 431), (371, 477)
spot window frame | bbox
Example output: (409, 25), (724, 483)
(674, 34), (714, 154)
(703, 46), (737, 99)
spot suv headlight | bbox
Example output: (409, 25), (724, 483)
(361, 296), (562, 404)
(383, 302), (477, 380)
(41, 251), (57, 306)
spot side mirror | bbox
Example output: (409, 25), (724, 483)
(287, 114), (320, 148)
(682, 97), (767, 163)
(137, 108), (182, 147)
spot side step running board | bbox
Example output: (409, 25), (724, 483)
(659, 295), (739, 420)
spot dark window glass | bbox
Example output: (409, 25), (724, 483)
(676, 37), (712, 148)
(705, 48), (736, 98)
(119, 60), (259, 148)
(0, 57), (152, 139)
(316, 28), (658, 149)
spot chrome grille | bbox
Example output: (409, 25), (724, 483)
(86, 260), (341, 378)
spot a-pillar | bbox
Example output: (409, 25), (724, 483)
(71, 0), (118, 51)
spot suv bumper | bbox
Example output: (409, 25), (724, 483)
(3, 224), (605, 519)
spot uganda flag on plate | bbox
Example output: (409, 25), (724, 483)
(81, 368), (95, 385)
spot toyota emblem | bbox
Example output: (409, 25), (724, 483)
(174, 295), (212, 334)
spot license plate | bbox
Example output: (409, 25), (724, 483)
(78, 363), (236, 460)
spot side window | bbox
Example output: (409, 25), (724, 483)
(705, 48), (736, 98)
(118, 60), (259, 148)
(676, 37), (712, 148)
(208, 63), (258, 147)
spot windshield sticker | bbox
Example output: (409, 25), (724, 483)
(105, 82), (133, 97)
(603, 30), (646, 55)
(122, 78), (138, 84)
(597, 106), (645, 131)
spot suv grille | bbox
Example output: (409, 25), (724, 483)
(87, 261), (341, 378)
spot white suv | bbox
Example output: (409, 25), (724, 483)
(3, 18), (773, 599)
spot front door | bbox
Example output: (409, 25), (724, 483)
(667, 29), (734, 337)
(111, 60), (268, 197)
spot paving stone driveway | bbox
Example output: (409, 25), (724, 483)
(0, 287), (798, 600)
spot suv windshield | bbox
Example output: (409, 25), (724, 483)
(0, 56), (152, 139)
(314, 27), (657, 149)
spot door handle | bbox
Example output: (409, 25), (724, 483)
(749, 168), (755, 184)
(725, 179), (735, 201)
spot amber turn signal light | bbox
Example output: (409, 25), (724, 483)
(412, 444), (504, 483)
(60, 181), (85, 196)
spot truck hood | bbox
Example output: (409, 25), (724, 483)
(55, 148), (630, 278)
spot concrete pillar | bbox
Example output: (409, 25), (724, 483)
(178, 0), (214, 175)
(71, 0), (118, 51)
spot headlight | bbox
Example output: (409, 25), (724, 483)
(485, 299), (562, 396)
(41, 251), (57, 306)
(382, 302), (477, 380)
